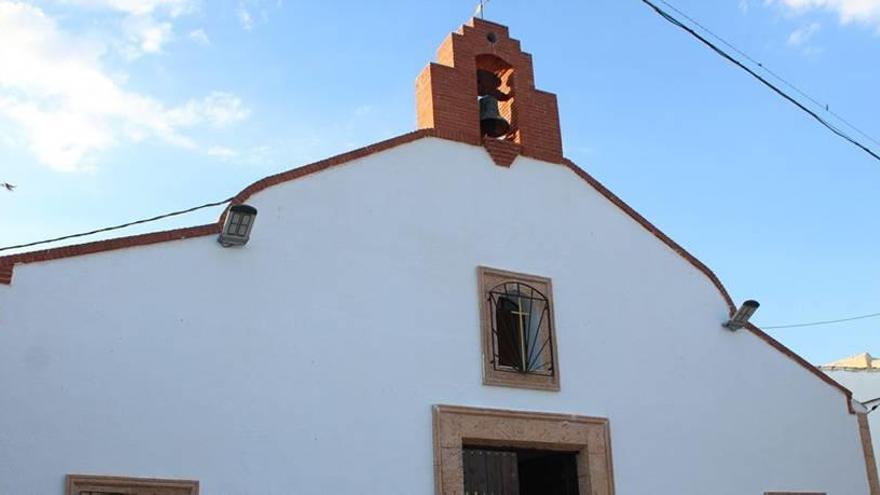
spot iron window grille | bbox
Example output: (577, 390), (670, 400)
(487, 281), (554, 376)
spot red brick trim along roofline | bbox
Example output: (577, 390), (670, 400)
(0, 129), (854, 413)
(0, 129), (432, 283)
(559, 158), (853, 414)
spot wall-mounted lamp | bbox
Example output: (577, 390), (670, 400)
(218, 204), (258, 247)
(723, 300), (760, 331)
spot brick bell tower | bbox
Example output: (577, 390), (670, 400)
(416, 18), (563, 166)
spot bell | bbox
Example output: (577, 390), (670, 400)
(479, 95), (510, 138)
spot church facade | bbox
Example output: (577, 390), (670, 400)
(1, 18), (877, 495)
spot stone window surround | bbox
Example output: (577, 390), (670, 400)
(66, 474), (199, 495)
(478, 266), (560, 391)
(432, 404), (614, 495)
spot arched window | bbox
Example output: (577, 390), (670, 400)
(487, 281), (553, 375)
(480, 267), (559, 390)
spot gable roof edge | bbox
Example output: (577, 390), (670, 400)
(0, 131), (856, 413)
(561, 158), (853, 414)
(560, 159), (736, 311)
(0, 130), (434, 283)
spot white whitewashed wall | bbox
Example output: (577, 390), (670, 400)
(0, 137), (868, 494)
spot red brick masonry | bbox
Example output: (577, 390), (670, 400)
(416, 18), (563, 165)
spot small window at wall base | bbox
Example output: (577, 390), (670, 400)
(67, 474), (199, 495)
(478, 266), (560, 391)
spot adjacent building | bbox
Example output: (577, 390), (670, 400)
(1, 18), (877, 495)
(823, 353), (880, 481)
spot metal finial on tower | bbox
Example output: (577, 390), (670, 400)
(474, 0), (491, 19)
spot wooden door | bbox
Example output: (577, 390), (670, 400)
(463, 449), (520, 495)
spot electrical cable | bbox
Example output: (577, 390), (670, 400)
(762, 311), (880, 329)
(638, 0), (880, 163)
(654, 0), (880, 149)
(0, 197), (233, 253)
(6, 2), (880, 261)
(659, 0), (880, 150)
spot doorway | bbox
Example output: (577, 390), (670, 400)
(462, 447), (580, 495)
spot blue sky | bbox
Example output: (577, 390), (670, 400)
(1, 0), (879, 364)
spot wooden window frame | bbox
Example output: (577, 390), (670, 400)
(433, 404), (615, 495)
(478, 266), (560, 391)
(66, 474), (199, 495)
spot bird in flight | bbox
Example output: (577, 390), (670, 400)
(1, 183), (16, 192)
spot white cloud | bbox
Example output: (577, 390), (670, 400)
(167, 92), (250, 128)
(207, 146), (237, 159)
(62, 0), (197, 58)
(60, 0), (194, 17)
(0, 100), (112, 172)
(0, 1), (248, 171)
(237, 3), (254, 30)
(189, 28), (209, 46)
(234, 1), (284, 32)
(770, 0), (880, 29)
(787, 21), (822, 44)
(121, 14), (173, 56)
(354, 104), (373, 117)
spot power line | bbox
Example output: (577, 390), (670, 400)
(0, 197), (232, 254)
(763, 311), (880, 329)
(638, 0), (880, 163)
(654, 0), (880, 150)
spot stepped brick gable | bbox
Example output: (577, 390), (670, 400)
(416, 18), (563, 165)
